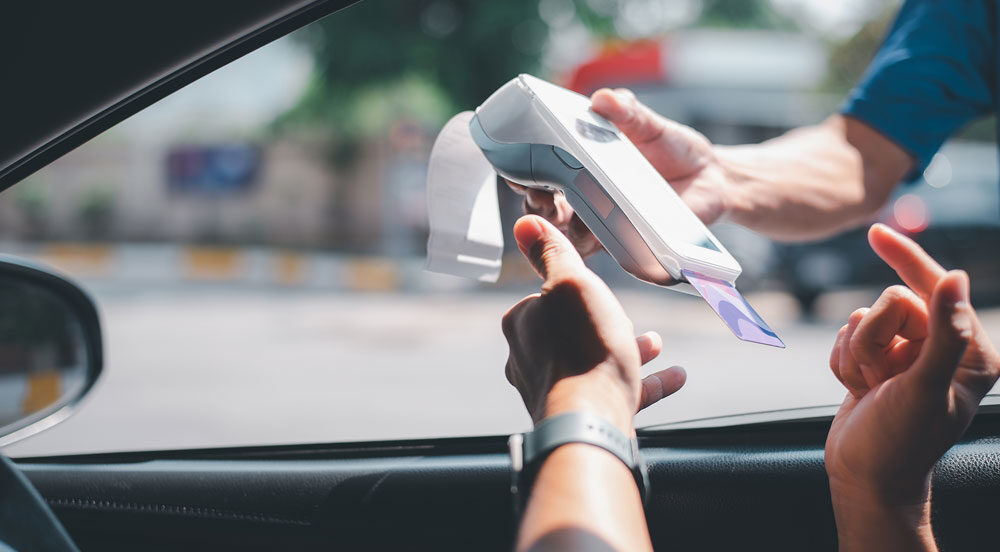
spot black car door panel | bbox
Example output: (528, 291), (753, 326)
(15, 419), (1000, 551)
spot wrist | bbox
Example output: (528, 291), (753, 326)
(541, 371), (636, 436)
(832, 500), (935, 552)
(830, 480), (935, 551)
(709, 145), (753, 225)
(829, 471), (932, 512)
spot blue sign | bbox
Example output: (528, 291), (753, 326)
(166, 145), (261, 195)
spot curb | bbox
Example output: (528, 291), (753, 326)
(9, 243), (493, 292)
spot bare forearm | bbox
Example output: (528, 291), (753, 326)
(516, 444), (652, 552)
(831, 490), (936, 552)
(718, 115), (912, 242)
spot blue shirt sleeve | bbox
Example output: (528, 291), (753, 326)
(842, 0), (997, 177)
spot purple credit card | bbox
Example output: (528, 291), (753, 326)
(682, 269), (785, 348)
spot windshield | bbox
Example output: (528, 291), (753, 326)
(4, 0), (1000, 457)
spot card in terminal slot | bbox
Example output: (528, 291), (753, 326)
(682, 269), (785, 348)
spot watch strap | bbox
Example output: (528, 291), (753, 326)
(523, 411), (636, 468)
(509, 411), (648, 515)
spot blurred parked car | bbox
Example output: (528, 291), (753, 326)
(776, 142), (1000, 315)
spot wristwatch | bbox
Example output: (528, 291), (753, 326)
(508, 411), (650, 514)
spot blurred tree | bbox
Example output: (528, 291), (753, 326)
(77, 186), (115, 240)
(15, 183), (48, 240)
(825, 7), (895, 94)
(276, 0), (547, 142)
(697, 0), (795, 30)
(276, 0), (796, 146)
(825, 3), (994, 141)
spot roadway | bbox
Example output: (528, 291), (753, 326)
(7, 284), (1000, 457)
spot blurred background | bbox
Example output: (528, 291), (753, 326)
(3, 0), (999, 456)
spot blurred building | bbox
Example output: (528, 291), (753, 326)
(0, 129), (434, 254)
(566, 30), (836, 143)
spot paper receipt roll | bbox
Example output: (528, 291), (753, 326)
(425, 111), (504, 282)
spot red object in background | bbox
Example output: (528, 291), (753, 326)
(891, 194), (930, 234)
(565, 40), (666, 95)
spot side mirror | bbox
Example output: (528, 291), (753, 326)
(0, 255), (102, 447)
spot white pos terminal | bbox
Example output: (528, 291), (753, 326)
(426, 74), (783, 347)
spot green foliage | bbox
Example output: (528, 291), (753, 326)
(15, 183), (47, 219)
(77, 186), (114, 220)
(571, 1), (617, 37)
(276, 0), (800, 149)
(825, 7), (896, 95)
(573, 0), (796, 39)
(687, 0), (795, 31)
(824, 2), (993, 142)
(77, 186), (115, 239)
(277, 0), (547, 140)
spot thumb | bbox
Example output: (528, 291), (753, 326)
(590, 88), (712, 178)
(591, 88), (671, 145)
(513, 215), (586, 282)
(910, 270), (973, 389)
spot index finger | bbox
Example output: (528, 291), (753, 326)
(504, 179), (527, 195)
(505, 179), (558, 215)
(868, 223), (946, 299)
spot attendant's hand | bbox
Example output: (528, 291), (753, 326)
(501, 215), (686, 432)
(506, 88), (733, 257)
(825, 223), (1000, 550)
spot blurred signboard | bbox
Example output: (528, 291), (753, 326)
(166, 145), (261, 195)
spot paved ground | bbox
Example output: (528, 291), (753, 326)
(7, 284), (1000, 457)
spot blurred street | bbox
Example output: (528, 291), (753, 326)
(9, 281), (1000, 458)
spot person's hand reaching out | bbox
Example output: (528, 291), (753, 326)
(825, 223), (1000, 551)
(506, 88), (732, 258)
(501, 214), (686, 433)
(589, 88), (729, 224)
